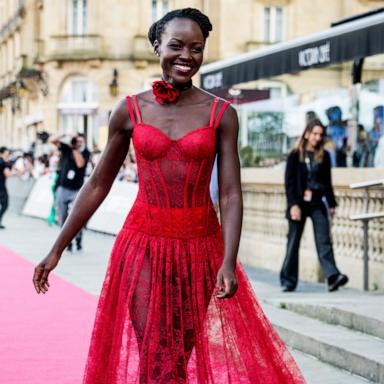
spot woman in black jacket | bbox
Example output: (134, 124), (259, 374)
(281, 119), (348, 292)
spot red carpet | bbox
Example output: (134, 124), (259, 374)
(0, 246), (98, 383)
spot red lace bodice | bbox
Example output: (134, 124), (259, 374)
(124, 96), (229, 239)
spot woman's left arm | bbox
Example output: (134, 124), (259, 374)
(323, 151), (337, 209)
(216, 105), (243, 299)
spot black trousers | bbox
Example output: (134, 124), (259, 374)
(0, 190), (8, 224)
(56, 186), (82, 245)
(280, 202), (340, 289)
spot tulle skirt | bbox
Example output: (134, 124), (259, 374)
(83, 227), (306, 383)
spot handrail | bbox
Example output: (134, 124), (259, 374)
(350, 179), (384, 189)
(349, 179), (384, 291)
(350, 212), (384, 221)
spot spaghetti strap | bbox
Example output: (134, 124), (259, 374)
(213, 100), (231, 129)
(209, 98), (220, 127)
(125, 96), (137, 127)
(132, 95), (142, 124)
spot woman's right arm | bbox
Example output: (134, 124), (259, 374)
(33, 99), (132, 294)
(285, 152), (300, 208)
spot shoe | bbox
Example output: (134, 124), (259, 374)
(328, 274), (349, 292)
(67, 243), (73, 252)
(0, 224), (5, 229)
(76, 239), (82, 251)
(282, 286), (296, 292)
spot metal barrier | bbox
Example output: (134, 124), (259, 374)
(350, 179), (384, 290)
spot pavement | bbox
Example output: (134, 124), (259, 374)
(0, 209), (381, 383)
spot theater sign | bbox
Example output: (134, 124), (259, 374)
(298, 41), (331, 68)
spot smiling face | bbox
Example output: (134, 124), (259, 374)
(156, 18), (205, 84)
(306, 125), (324, 150)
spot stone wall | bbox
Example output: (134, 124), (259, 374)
(239, 168), (384, 290)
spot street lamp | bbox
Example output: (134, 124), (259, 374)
(228, 87), (242, 104)
(109, 69), (119, 97)
(228, 87), (242, 98)
(18, 68), (49, 96)
(16, 79), (27, 97)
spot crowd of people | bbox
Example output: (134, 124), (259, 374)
(3, 134), (138, 184)
(0, 132), (138, 242)
(305, 108), (384, 168)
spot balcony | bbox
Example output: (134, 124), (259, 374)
(245, 40), (274, 52)
(0, 0), (26, 41)
(132, 35), (157, 62)
(47, 35), (103, 61)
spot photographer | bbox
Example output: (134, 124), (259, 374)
(0, 147), (11, 229)
(280, 119), (348, 292)
(49, 133), (90, 252)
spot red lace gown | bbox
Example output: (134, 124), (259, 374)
(83, 96), (306, 384)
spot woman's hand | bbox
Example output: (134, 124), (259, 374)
(216, 264), (238, 299)
(290, 205), (302, 221)
(33, 252), (61, 294)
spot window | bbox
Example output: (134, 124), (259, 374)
(263, 6), (284, 43)
(59, 76), (98, 142)
(60, 76), (96, 104)
(152, 0), (170, 22)
(69, 0), (87, 35)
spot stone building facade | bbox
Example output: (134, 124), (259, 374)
(0, 0), (383, 150)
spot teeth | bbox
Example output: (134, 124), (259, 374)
(174, 64), (191, 72)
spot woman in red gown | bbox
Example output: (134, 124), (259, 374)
(33, 8), (306, 384)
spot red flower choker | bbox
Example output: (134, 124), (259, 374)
(152, 80), (192, 105)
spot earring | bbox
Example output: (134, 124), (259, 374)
(155, 51), (160, 57)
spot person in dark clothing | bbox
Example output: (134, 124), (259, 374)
(50, 133), (90, 251)
(281, 119), (349, 292)
(0, 147), (11, 229)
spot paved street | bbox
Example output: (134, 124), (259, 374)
(0, 210), (378, 383)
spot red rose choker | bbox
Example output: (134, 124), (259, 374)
(152, 80), (192, 105)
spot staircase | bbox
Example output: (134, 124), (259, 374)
(246, 266), (384, 383)
(263, 296), (384, 383)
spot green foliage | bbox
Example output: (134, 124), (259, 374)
(239, 145), (260, 167)
(242, 111), (287, 166)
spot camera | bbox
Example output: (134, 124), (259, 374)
(71, 136), (79, 147)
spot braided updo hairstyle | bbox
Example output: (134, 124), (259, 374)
(148, 8), (212, 47)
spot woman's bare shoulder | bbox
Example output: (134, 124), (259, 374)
(135, 89), (155, 104)
(109, 98), (133, 132)
(193, 87), (229, 105)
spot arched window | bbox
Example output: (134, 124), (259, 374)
(60, 76), (96, 104)
(58, 76), (98, 147)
